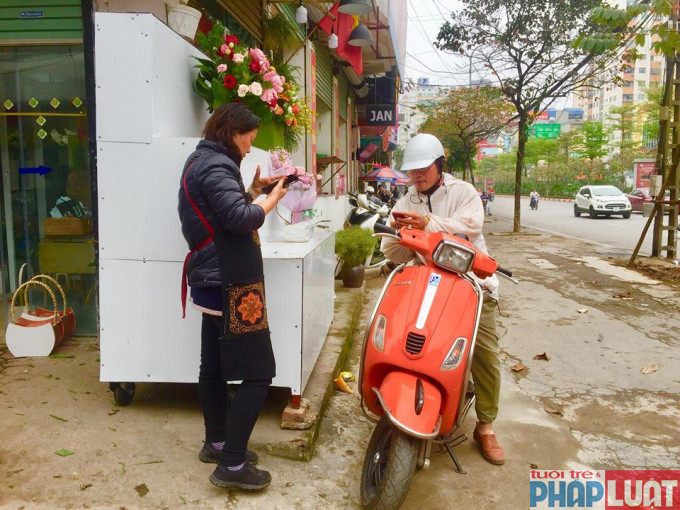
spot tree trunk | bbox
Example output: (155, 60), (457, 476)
(465, 142), (473, 184)
(514, 114), (529, 232)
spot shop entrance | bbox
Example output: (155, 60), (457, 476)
(0, 45), (95, 335)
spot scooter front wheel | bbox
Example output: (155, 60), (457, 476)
(360, 416), (419, 510)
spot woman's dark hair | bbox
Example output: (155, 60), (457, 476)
(203, 103), (260, 155)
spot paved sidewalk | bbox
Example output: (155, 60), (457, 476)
(2, 218), (679, 509)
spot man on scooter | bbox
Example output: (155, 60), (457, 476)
(381, 133), (505, 465)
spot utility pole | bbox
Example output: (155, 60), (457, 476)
(652, 2), (679, 260)
(629, 2), (679, 264)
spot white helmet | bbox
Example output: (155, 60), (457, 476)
(400, 133), (445, 171)
(365, 185), (375, 193)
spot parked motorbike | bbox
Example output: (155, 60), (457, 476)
(359, 223), (516, 510)
(530, 196), (539, 210)
(336, 193), (392, 277)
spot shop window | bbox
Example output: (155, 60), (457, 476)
(0, 45), (95, 335)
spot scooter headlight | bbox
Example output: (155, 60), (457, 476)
(441, 337), (466, 370)
(433, 241), (475, 274)
(372, 314), (387, 351)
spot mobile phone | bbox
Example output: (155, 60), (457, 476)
(261, 174), (299, 194)
(392, 211), (411, 218)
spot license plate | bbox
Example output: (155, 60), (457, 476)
(613, 207), (621, 211)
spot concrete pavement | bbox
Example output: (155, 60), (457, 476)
(1, 217), (679, 509)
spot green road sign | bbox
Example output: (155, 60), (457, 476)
(529, 124), (561, 139)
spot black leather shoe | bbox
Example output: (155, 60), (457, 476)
(209, 463), (271, 491)
(199, 443), (259, 465)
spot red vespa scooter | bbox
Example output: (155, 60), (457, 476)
(359, 224), (515, 510)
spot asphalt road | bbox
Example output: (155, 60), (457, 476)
(489, 196), (655, 256)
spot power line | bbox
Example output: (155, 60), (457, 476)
(407, 0), (464, 87)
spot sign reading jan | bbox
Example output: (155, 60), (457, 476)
(359, 105), (396, 127)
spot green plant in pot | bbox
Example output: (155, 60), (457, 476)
(335, 226), (377, 288)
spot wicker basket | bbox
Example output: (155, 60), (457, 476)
(43, 218), (92, 237)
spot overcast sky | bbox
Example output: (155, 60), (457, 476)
(404, 0), (474, 87)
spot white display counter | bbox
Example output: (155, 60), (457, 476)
(94, 13), (335, 402)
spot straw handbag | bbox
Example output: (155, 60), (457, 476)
(21, 274), (76, 342)
(5, 280), (65, 357)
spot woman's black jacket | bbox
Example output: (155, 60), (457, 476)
(178, 140), (265, 287)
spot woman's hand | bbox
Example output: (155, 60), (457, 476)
(268, 175), (287, 201)
(391, 211), (429, 230)
(250, 165), (282, 196)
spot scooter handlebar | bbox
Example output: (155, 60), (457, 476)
(496, 266), (519, 284)
(373, 223), (400, 237)
(497, 266), (512, 278)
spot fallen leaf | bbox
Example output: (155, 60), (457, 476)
(511, 363), (526, 372)
(529, 463), (538, 469)
(80, 483), (92, 491)
(543, 405), (563, 416)
(55, 448), (74, 457)
(533, 352), (551, 361)
(641, 363), (658, 375)
(612, 290), (633, 301)
(134, 483), (149, 497)
(577, 308), (589, 314)
(134, 460), (163, 465)
(50, 414), (68, 422)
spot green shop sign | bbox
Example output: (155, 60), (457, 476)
(1, 0), (82, 42)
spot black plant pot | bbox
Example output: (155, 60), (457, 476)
(340, 264), (365, 288)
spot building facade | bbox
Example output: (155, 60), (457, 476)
(0, 0), (405, 336)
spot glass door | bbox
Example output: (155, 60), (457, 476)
(0, 45), (95, 335)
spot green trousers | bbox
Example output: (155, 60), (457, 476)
(471, 293), (501, 423)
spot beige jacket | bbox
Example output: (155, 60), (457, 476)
(380, 173), (499, 298)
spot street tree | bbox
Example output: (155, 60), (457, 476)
(580, 121), (610, 161)
(556, 130), (585, 164)
(418, 86), (513, 185)
(575, 0), (680, 259)
(607, 104), (642, 186)
(640, 84), (664, 147)
(436, 0), (612, 232)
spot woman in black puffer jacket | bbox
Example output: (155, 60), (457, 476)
(178, 103), (286, 491)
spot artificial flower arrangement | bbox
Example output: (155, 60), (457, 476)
(193, 21), (312, 152)
(269, 148), (320, 224)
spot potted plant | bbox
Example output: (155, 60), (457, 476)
(335, 226), (377, 288)
(193, 21), (312, 152)
(166, 0), (201, 40)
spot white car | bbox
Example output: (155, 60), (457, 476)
(574, 185), (632, 219)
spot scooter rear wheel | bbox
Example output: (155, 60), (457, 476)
(360, 416), (419, 510)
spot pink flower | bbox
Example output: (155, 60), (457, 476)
(263, 71), (284, 93)
(249, 48), (266, 62)
(261, 87), (277, 105)
(259, 59), (271, 72)
(237, 84), (249, 97)
(232, 52), (245, 64)
(217, 63), (227, 73)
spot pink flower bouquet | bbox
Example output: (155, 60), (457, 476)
(269, 149), (318, 223)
